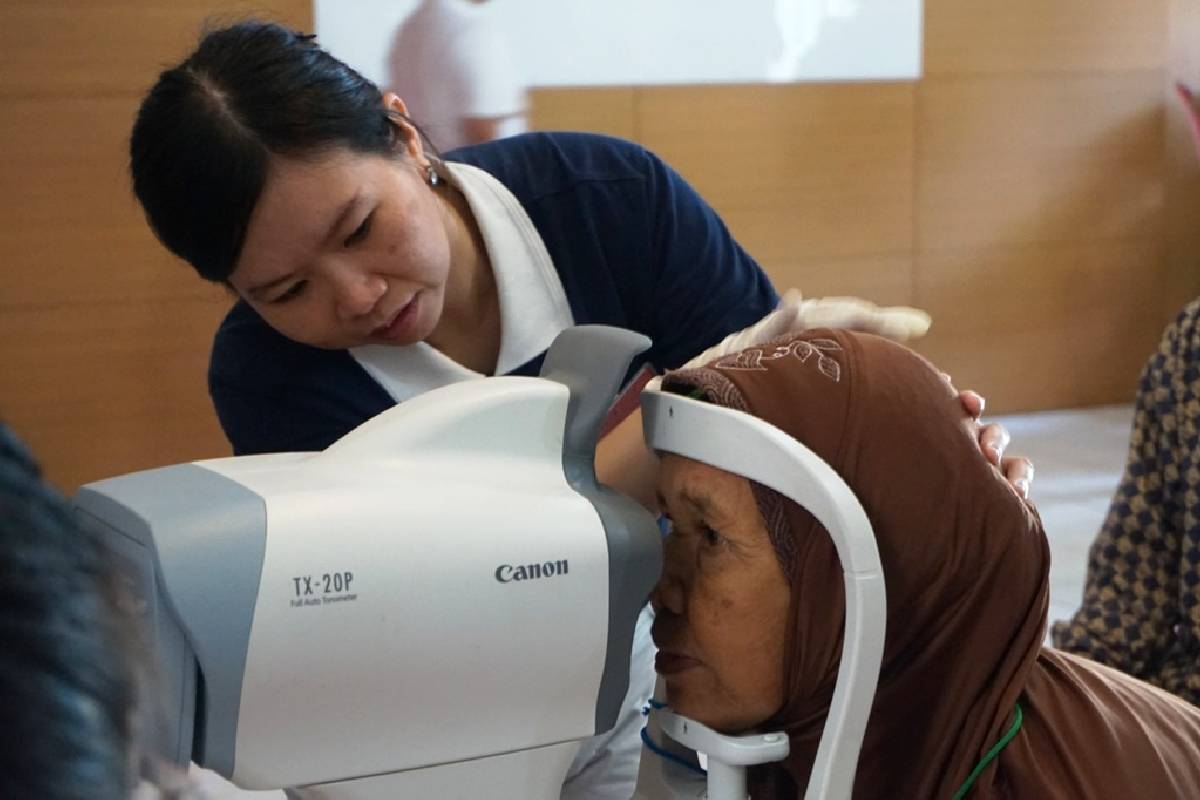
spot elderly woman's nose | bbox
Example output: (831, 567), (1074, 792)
(651, 544), (688, 615)
(650, 574), (684, 616)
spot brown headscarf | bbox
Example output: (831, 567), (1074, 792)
(663, 329), (1200, 799)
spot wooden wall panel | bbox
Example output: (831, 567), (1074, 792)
(1, 94), (136, 232)
(0, 1), (312, 491)
(639, 83), (914, 264)
(0, 2), (311, 95)
(0, 94), (217, 306)
(1164, 95), (1200, 316)
(914, 241), (1165, 410)
(924, 0), (1167, 75)
(766, 255), (914, 309)
(0, 299), (231, 491)
(915, 3), (1171, 413)
(1165, 0), (1200, 317)
(917, 72), (1164, 252)
(528, 87), (637, 140)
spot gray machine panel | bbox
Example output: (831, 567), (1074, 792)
(540, 325), (664, 733)
(74, 463), (268, 778)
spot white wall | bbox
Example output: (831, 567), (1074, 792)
(315, 0), (922, 90)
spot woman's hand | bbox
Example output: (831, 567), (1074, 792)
(678, 289), (931, 371)
(957, 388), (1034, 499)
(783, 289), (931, 342)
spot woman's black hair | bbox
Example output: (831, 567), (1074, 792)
(130, 21), (406, 282)
(0, 425), (148, 799)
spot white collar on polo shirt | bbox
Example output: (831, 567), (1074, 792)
(350, 160), (574, 404)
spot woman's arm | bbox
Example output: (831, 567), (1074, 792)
(1052, 304), (1199, 703)
(596, 407), (659, 512)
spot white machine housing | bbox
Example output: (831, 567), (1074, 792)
(71, 323), (887, 800)
(73, 327), (661, 797)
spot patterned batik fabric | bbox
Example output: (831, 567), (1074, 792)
(1052, 298), (1200, 706)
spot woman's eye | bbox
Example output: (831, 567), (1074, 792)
(343, 211), (374, 247)
(699, 524), (722, 548)
(272, 280), (307, 303)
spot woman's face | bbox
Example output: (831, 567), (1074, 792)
(228, 139), (454, 351)
(651, 455), (791, 733)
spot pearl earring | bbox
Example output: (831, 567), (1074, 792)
(426, 163), (439, 187)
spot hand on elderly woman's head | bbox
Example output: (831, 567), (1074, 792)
(951, 383), (1034, 500)
(679, 289), (931, 373)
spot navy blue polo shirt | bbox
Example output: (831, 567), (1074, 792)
(209, 132), (777, 455)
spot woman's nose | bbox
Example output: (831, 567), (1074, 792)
(331, 267), (387, 321)
(650, 543), (687, 616)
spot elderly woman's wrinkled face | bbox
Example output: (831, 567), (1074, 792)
(650, 455), (791, 733)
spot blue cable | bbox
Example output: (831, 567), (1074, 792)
(639, 725), (708, 777)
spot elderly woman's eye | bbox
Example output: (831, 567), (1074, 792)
(699, 524), (722, 548)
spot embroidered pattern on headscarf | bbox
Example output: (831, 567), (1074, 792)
(713, 338), (843, 382)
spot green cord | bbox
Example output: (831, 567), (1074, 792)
(952, 703), (1023, 800)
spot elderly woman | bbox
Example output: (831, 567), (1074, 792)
(650, 330), (1200, 799)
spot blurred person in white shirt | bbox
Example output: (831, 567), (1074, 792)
(388, 0), (526, 151)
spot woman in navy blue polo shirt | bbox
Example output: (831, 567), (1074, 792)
(128, 20), (1031, 797)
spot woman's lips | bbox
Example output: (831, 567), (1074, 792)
(371, 294), (419, 343)
(655, 651), (701, 675)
